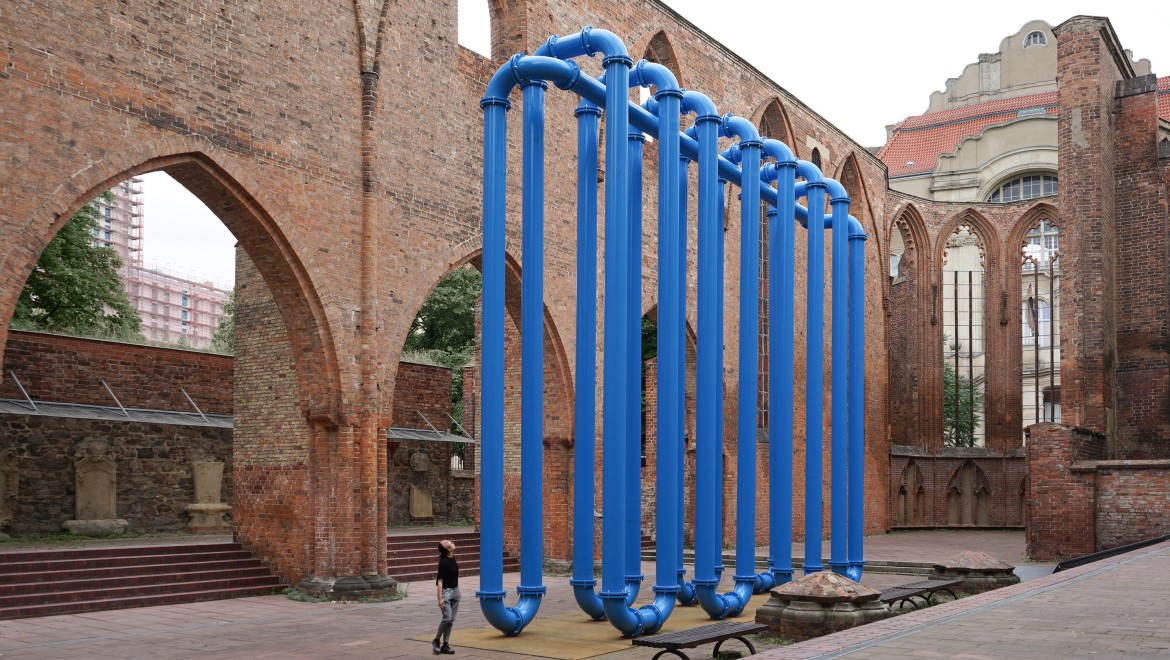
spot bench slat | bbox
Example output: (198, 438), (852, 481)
(632, 621), (768, 650)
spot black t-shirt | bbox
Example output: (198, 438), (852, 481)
(436, 555), (459, 589)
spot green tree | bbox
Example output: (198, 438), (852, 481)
(209, 290), (236, 355)
(942, 356), (984, 447)
(403, 267), (482, 439)
(404, 266), (481, 354)
(14, 193), (142, 340)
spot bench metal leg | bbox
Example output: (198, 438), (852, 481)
(712, 636), (757, 657)
(651, 650), (689, 660)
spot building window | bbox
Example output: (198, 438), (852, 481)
(1023, 31), (1047, 47)
(181, 310), (189, 321)
(987, 174), (1057, 203)
(811, 148), (822, 169)
(182, 294), (189, 307)
(103, 230), (111, 240)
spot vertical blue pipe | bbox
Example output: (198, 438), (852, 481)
(477, 93), (509, 611)
(676, 153), (697, 606)
(714, 175), (728, 588)
(730, 129), (764, 597)
(802, 166), (827, 575)
(847, 230), (867, 582)
(772, 154), (797, 587)
(691, 110), (723, 615)
(599, 52), (644, 635)
(828, 191), (849, 577)
(518, 80), (549, 605)
(626, 126), (646, 605)
(652, 82), (683, 628)
(571, 100), (606, 620)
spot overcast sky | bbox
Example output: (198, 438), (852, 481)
(142, 1), (1170, 287)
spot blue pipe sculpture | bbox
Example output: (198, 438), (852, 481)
(478, 26), (867, 638)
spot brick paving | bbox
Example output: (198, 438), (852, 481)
(0, 530), (1071, 659)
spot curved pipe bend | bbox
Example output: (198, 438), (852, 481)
(570, 580), (606, 621)
(534, 26), (628, 60)
(677, 570), (697, 605)
(601, 587), (678, 637)
(762, 138), (797, 166)
(478, 586), (545, 637)
(694, 575), (754, 619)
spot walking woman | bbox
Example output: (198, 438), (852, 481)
(433, 539), (459, 654)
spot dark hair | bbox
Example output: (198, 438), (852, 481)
(438, 542), (450, 557)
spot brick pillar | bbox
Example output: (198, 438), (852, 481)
(1112, 73), (1170, 458)
(1026, 424), (1104, 560)
(1052, 17), (1127, 436)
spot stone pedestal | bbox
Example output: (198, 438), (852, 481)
(64, 439), (129, 536)
(755, 571), (889, 642)
(930, 551), (1020, 594)
(185, 461), (232, 532)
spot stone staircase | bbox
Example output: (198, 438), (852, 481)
(0, 541), (285, 620)
(386, 529), (519, 583)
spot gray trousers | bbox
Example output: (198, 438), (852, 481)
(437, 587), (461, 644)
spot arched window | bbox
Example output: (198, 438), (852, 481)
(942, 223), (986, 447)
(457, 0), (491, 58)
(1021, 218), (1060, 431)
(811, 148), (822, 169)
(1023, 31), (1048, 48)
(890, 225), (907, 279)
(987, 173), (1057, 203)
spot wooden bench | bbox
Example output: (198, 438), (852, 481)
(631, 621), (768, 660)
(878, 578), (960, 610)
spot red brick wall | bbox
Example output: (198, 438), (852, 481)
(1, 331), (233, 414)
(1095, 462), (1170, 548)
(889, 447), (1027, 528)
(1113, 75), (1170, 458)
(1026, 424), (1105, 560)
(391, 362), (453, 431)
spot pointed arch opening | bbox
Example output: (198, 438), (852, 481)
(1010, 205), (1061, 437)
(895, 460), (926, 526)
(946, 460), (991, 525)
(940, 216), (992, 448)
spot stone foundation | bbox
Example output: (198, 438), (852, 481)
(756, 571), (889, 642)
(930, 551), (1020, 594)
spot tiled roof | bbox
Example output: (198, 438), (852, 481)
(878, 92), (1058, 178)
(1159, 76), (1169, 123)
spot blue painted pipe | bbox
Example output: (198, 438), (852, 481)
(847, 230), (867, 582)
(625, 124), (646, 609)
(644, 61), (684, 631)
(676, 151), (697, 607)
(685, 90), (734, 618)
(598, 48), (651, 637)
(477, 78), (513, 636)
(797, 159), (826, 576)
(825, 177), (849, 578)
(571, 98), (606, 621)
(760, 140), (796, 588)
(722, 114), (769, 602)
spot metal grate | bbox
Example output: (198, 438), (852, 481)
(0, 398), (232, 428)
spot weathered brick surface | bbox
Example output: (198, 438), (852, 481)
(1095, 462), (1170, 548)
(1026, 424), (1104, 560)
(889, 447), (1027, 528)
(1, 415), (232, 534)
(1, 331), (233, 414)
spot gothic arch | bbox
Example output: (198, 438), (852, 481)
(752, 97), (798, 157)
(888, 203), (931, 284)
(946, 460), (991, 525)
(896, 460), (926, 526)
(0, 144), (341, 418)
(642, 30), (684, 86)
(933, 209), (1000, 273)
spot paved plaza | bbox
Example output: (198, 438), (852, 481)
(4, 531), (1166, 659)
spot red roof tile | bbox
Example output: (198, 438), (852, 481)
(878, 92), (1058, 178)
